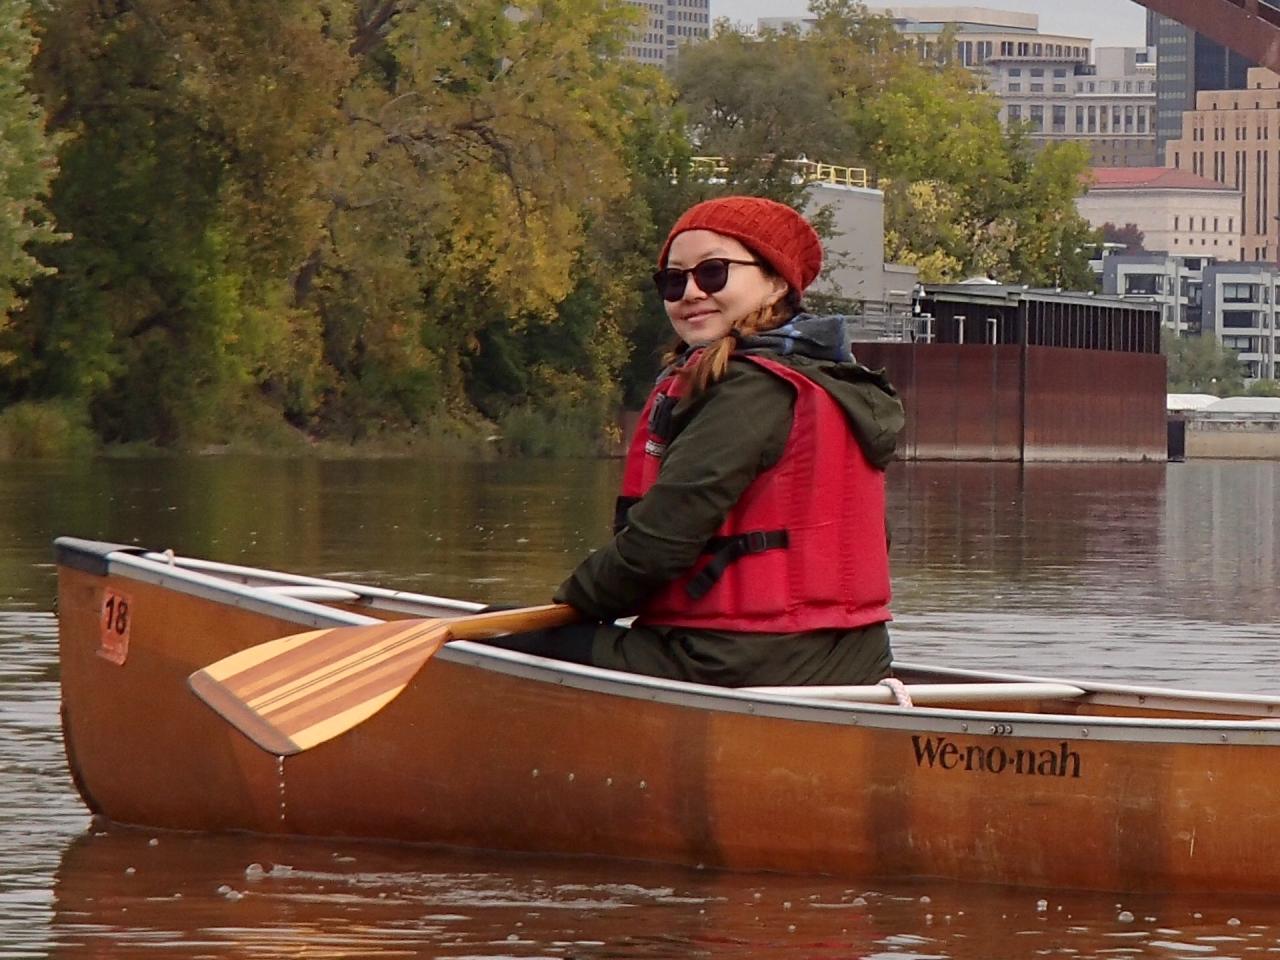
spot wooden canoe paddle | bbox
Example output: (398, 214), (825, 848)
(188, 603), (580, 756)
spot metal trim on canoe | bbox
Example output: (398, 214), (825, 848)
(58, 539), (477, 629)
(53, 536), (1280, 747)
(442, 642), (1280, 745)
(54, 537), (149, 577)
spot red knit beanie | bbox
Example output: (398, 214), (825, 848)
(658, 196), (823, 295)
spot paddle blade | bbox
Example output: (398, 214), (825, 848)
(189, 618), (449, 756)
(188, 604), (581, 756)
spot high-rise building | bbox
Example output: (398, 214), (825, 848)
(622, 0), (709, 66)
(1165, 66), (1280, 264)
(1071, 47), (1157, 167)
(1149, 11), (1254, 163)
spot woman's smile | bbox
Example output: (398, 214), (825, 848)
(663, 230), (785, 343)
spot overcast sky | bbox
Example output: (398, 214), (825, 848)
(712, 0), (1150, 48)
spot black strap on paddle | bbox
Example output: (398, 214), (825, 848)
(686, 529), (789, 600)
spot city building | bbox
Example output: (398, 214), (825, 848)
(1076, 167), (1242, 261)
(1148, 11), (1255, 162)
(1164, 67), (1280, 263)
(1101, 253), (1214, 336)
(865, 3), (1096, 129)
(623, 0), (709, 66)
(951, 32), (1154, 164)
(1068, 47), (1157, 166)
(1103, 253), (1280, 379)
(1202, 261), (1280, 379)
(757, 7), (1090, 77)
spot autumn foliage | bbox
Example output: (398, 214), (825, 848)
(0, 0), (1097, 449)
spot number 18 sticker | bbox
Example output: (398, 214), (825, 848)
(98, 588), (132, 665)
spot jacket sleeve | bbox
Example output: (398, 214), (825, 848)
(555, 361), (795, 621)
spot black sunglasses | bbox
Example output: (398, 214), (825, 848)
(652, 257), (763, 302)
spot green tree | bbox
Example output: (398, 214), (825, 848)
(1165, 332), (1245, 396)
(811, 10), (1010, 189)
(674, 25), (851, 166)
(1101, 222), (1145, 254)
(469, 76), (699, 421)
(12, 0), (661, 446)
(18, 1), (351, 443)
(1000, 134), (1098, 290)
(0, 0), (62, 369)
(304, 0), (655, 437)
(1245, 378), (1280, 397)
(882, 179), (970, 282)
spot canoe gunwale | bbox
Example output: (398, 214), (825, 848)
(54, 536), (1280, 746)
(894, 658), (1280, 718)
(103, 549), (478, 629)
(443, 640), (1280, 744)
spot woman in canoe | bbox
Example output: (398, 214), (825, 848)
(498, 195), (904, 686)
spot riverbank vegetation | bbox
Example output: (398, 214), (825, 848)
(1164, 331), (1280, 398)
(0, 0), (1098, 456)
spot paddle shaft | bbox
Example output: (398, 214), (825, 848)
(447, 604), (582, 641)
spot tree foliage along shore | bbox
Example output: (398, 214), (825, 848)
(0, 0), (1099, 451)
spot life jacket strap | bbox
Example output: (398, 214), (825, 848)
(686, 529), (789, 600)
(613, 496), (641, 535)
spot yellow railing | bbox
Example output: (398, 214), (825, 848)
(792, 160), (870, 188)
(690, 155), (732, 178)
(690, 156), (871, 189)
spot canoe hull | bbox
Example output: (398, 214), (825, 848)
(55, 544), (1280, 894)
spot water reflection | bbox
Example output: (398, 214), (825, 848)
(0, 456), (622, 607)
(46, 827), (1280, 959)
(3, 456), (1280, 957)
(49, 828), (883, 959)
(886, 462), (1280, 692)
(3, 457), (1279, 627)
(888, 460), (1280, 627)
(890, 461), (1167, 599)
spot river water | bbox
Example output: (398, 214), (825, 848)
(2, 456), (1280, 958)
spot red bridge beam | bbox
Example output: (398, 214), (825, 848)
(1135, 0), (1280, 72)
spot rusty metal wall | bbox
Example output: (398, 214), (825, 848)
(856, 344), (1023, 461)
(854, 343), (1167, 462)
(1136, 0), (1280, 72)
(1022, 347), (1167, 462)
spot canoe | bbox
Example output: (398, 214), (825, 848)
(54, 536), (1280, 894)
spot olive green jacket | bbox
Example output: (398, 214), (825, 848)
(553, 315), (905, 686)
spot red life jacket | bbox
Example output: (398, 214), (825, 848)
(618, 353), (892, 633)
